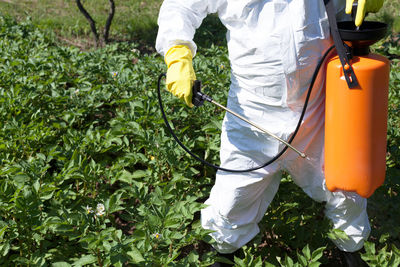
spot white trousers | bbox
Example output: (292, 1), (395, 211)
(201, 83), (371, 254)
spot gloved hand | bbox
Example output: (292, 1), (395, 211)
(164, 45), (196, 108)
(346, 0), (384, 27)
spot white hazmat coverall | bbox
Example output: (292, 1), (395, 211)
(156, 0), (370, 254)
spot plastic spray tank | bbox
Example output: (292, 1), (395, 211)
(324, 20), (390, 198)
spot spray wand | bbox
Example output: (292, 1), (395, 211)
(191, 80), (306, 158)
(157, 45), (334, 172)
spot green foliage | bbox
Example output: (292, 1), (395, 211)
(275, 245), (326, 267)
(361, 241), (400, 267)
(0, 15), (229, 265)
(0, 0), (227, 49)
(0, 0), (163, 48)
(0, 15), (399, 266)
(369, 0), (400, 33)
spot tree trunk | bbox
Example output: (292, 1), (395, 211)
(103, 0), (115, 44)
(75, 0), (100, 47)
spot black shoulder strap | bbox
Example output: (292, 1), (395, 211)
(324, 0), (359, 88)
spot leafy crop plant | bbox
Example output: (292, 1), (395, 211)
(0, 15), (399, 266)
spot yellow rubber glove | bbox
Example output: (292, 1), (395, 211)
(346, 0), (384, 27)
(164, 45), (196, 108)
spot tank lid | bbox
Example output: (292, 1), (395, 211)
(337, 21), (388, 55)
(338, 21), (387, 42)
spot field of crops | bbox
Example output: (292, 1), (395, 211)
(0, 6), (399, 267)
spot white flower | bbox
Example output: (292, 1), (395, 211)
(152, 232), (162, 239)
(96, 203), (105, 217)
(111, 72), (118, 78)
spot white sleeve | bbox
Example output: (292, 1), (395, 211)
(155, 0), (222, 57)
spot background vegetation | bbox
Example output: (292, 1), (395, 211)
(0, 0), (399, 266)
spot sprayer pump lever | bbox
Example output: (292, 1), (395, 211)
(192, 80), (211, 107)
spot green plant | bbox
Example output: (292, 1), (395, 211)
(0, 14), (399, 266)
(361, 240), (400, 267)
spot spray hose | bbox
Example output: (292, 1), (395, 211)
(157, 45), (335, 173)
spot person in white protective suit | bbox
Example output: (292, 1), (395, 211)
(156, 0), (384, 265)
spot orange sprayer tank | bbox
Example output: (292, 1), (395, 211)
(324, 21), (390, 198)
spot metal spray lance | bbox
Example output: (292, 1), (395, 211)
(191, 80), (307, 159)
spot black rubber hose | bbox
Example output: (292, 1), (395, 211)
(157, 45), (335, 173)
